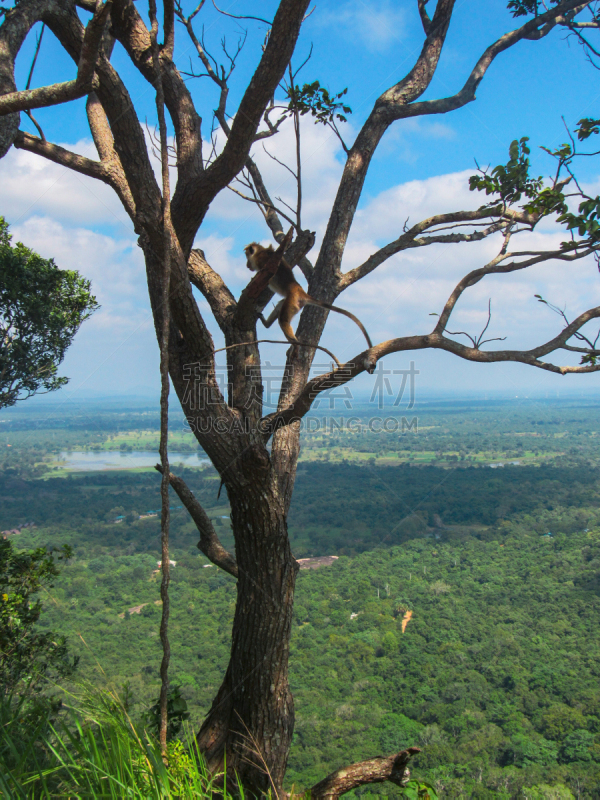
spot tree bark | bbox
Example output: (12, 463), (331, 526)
(196, 479), (298, 795)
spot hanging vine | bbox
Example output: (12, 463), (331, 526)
(148, 0), (173, 757)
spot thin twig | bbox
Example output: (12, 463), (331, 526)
(262, 142), (298, 180)
(24, 24), (47, 141)
(212, 338), (341, 368)
(288, 63), (302, 228)
(25, 23), (45, 91)
(211, 0), (271, 24)
(227, 184), (298, 230)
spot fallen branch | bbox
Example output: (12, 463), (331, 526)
(309, 747), (421, 799)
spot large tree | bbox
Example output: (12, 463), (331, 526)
(2, 0), (600, 794)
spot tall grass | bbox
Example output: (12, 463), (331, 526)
(0, 684), (241, 798)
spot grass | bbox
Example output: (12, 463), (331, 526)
(1, 684), (241, 799)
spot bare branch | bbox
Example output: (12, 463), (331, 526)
(390, 1), (591, 123)
(418, 0), (432, 34)
(442, 299), (507, 349)
(188, 248), (237, 333)
(213, 338), (341, 367)
(14, 129), (137, 219)
(175, 0), (311, 251)
(179, 9), (312, 280)
(0, 0), (111, 116)
(13, 130), (107, 179)
(211, 0), (271, 25)
(316, 0), (591, 297)
(75, 0), (98, 10)
(434, 243), (597, 335)
(263, 299), (600, 436)
(227, 183), (298, 231)
(108, 0), (203, 237)
(339, 205), (542, 289)
(24, 22), (45, 91)
(24, 111), (45, 141)
(244, 157), (286, 238)
(288, 63), (302, 228)
(155, 465), (238, 578)
(0, 76), (90, 115)
(163, 0), (175, 57)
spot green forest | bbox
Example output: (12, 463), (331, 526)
(4, 397), (600, 796)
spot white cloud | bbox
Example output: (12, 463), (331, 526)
(2, 130), (599, 394)
(317, 1), (406, 51)
(203, 119), (346, 242)
(374, 119), (457, 163)
(0, 142), (131, 231)
(350, 169), (476, 247)
(6, 216), (158, 395)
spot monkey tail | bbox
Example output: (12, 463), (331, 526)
(311, 300), (373, 349)
(278, 321), (342, 367)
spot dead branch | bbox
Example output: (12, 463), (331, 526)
(155, 465), (238, 578)
(309, 747), (420, 799)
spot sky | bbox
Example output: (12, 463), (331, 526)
(2, 0), (600, 408)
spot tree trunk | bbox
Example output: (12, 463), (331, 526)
(196, 477), (298, 795)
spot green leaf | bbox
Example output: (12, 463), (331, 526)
(0, 217), (99, 408)
(286, 80), (353, 127)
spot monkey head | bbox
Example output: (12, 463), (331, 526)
(244, 242), (273, 272)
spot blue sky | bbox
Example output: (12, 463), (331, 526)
(2, 0), (600, 406)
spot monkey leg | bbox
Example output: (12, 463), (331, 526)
(260, 299), (285, 328)
(278, 296), (304, 345)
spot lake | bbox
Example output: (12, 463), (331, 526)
(56, 451), (209, 471)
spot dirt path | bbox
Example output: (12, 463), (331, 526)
(401, 610), (413, 633)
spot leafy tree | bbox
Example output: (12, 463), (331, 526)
(558, 729), (595, 763)
(0, 538), (77, 695)
(541, 705), (587, 741)
(501, 734), (558, 767)
(2, 0), (600, 793)
(0, 539), (78, 779)
(0, 218), (98, 407)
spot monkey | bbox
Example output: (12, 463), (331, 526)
(244, 243), (373, 350)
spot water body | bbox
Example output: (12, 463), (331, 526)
(57, 450), (209, 471)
